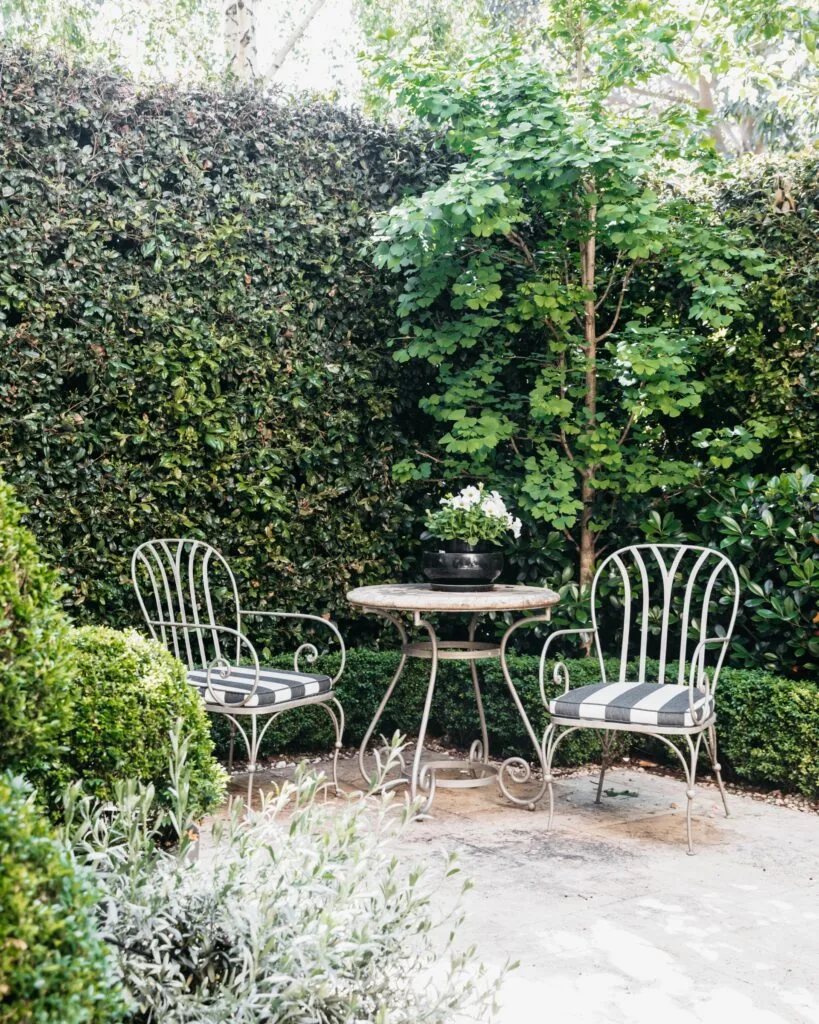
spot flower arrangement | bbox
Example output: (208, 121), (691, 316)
(424, 484), (522, 546)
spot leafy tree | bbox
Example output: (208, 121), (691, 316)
(370, 29), (769, 585)
(360, 0), (819, 154)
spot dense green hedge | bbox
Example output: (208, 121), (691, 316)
(42, 627), (226, 819)
(0, 48), (447, 634)
(697, 146), (819, 471)
(218, 649), (819, 798)
(0, 773), (122, 1024)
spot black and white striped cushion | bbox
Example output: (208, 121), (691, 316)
(549, 682), (714, 728)
(188, 665), (332, 708)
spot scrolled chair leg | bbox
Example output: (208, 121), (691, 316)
(227, 720), (236, 772)
(321, 697), (345, 797)
(540, 723), (581, 831)
(705, 723), (730, 819)
(595, 729), (613, 805)
(684, 733), (704, 856)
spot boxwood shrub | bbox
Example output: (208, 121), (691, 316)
(0, 477), (74, 776)
(43, 627), (226, 819)
(0, 772), (122, 1024)
(217, 649), (819, 799)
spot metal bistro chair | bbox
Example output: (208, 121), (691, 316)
(506, 544), (739, 854)
(131, 539), (346, 797)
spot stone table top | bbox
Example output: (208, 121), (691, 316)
(345, 582), (560, 614)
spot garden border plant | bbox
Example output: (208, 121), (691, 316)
(220, 648), (819, 800)
(0, 772), (122, 1024)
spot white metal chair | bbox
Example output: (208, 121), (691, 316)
(532, 544), (739, 853)
(131, 538), (346, 795)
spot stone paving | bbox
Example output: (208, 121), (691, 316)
(217, 752), (819, 1024)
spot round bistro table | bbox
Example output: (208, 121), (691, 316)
(346, 583), (560, 813)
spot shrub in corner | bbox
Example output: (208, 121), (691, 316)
(47, 627), (226, 819)
(0, 772), (122, 1024)
(0, 477), (74, 776)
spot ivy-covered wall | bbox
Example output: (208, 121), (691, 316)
(0, 49), (445, 628)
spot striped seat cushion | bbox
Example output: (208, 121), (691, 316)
(549, 682), (714, 728)
(188, 665), (332, 708)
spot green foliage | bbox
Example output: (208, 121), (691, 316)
(65, 725), (501, 1024)
(0, 0), (222, 84)
(43, 627), (226, 819)
(370, 34), (767, 579)
(715, 669), (819, 798)
(692, 147), (819, 470)
(0, 48), (450, 634)
(0, 773), (122, 1024)
(362, 0), (819, 153)
(0, 476), (74, 776)
(215, 647), (819, 797)
(695, 469), (819, 676)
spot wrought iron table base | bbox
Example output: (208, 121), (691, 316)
(357, 608), (554, 814)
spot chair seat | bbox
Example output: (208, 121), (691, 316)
(188, 665), (333, 708)
(549, 681), (714, 728)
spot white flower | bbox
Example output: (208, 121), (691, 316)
(480, 490), (508, 519)
(448, 493), (471, 510)
(509, 516), (522, 539)
(459, 485), (482, 508)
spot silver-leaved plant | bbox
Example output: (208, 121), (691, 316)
(61, 723), (506, 1023)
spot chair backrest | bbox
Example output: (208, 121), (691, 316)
(131, 538), (241, 672)
(590, 544), (740, 689)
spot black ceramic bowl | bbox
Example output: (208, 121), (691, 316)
(422, 543), (503, 591)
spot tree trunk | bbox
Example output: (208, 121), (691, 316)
(578, 187), (597, 588)
(579, 472), (595, 587)
(225, 0), (257, 84)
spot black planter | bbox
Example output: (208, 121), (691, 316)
(422, 540), (504, 591)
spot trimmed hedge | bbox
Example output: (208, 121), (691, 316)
(0, 48), (447, 634)
(0, 773), (122, 1024)
(0, 477), (74, 776)
(40, 627), (227, 819)
(214, 649), (819, 798)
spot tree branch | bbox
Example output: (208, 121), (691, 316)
(595, 263), (636, 342)
(556, 350), (575, 462)
(617, 410), (636, 446)
(595, 252), (623, 310)
(263, 0), (328, 83)
(505, 230), (535, 267)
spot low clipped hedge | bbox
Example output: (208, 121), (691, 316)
(43, 627), (226, 820)
(0, 773), (122, 1024)
(210, 650), (819, 799)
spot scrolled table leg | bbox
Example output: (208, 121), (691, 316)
(497, 613), (554, 810)
(358, 609), (410, 789)
(409, 613), (439, 806)
(468, 613), (490, 769)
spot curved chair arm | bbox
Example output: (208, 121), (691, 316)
(240, 609), (346, 685)
(536, 628), (597, 708)
(687, 635), (730, 721)
(147, 620), (261, 708)
(499, 618), (595, 710)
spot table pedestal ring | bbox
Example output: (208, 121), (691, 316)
(346, 584), (560, 814)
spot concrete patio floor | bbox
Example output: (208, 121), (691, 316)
(218, 751), (819, 1024)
